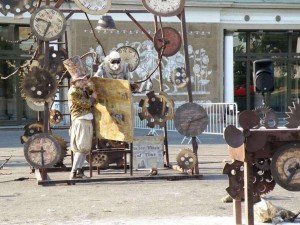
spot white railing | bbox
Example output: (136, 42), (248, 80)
(134, 102), (239, 135)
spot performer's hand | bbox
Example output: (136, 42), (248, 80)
(92, 92), (97, 99)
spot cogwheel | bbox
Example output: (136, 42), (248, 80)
(254, 158), (271, 171)
(138, 91), (174, 128)
(254, 105), (278, 129)
(49, 109), (63, 125)
(86, 152), (109, 168)
(20, 122), (44, 144)
(176, 148), (196, 170)
(285, 102), (300, 128)
(20, 66), (58, 101)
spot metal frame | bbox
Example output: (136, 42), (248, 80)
(32, 4), (205, 185)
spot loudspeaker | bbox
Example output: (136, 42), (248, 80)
(253, 59), (274, 93)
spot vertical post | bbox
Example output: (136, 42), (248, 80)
(233, 199), (242, 225)
(224, 31), (234, 103)
(180, 9), (199, 175)
(154, 15), (170, 167)
(244, 153), (254, 225)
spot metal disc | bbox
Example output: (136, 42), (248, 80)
(174, 103), (208, 137)
(154, 27), (182, 57)
(238, 110), (260, 130)
(224, 125), (244, 148)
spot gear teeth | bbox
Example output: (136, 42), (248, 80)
(284, 102), (300, 128)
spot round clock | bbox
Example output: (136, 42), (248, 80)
(142, 0), (185, 17)
(154, 27), (182, 57)
(174, 103), (208, 137)
(116, 46), (140, 72)
(271, 142), (300, 191)
(74, 0), (111, 15)
(30, 6), (66, 42)
(24, 133), (62, 169)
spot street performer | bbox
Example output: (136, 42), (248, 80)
(63, 55), (97, 180)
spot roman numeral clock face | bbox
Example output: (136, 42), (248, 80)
(142, 0), (185, 17)
(30, 6), (66, 42)
(74, 0), (112, 15)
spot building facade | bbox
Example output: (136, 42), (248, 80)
(0, 0), (299, 125)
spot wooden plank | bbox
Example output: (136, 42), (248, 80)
(37, 174), (203, 185)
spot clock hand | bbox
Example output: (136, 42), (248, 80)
(43, 21), (52, 37)
(286, 163), (300, 184)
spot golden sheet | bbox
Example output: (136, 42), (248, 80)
(90, 77), (133, 142)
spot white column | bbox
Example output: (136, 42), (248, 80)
(224, 31), (234, 103)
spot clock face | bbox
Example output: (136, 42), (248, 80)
(174, 103), (208, 137)
(117, 46), (140, 72)
(24, 133), (62, 169)
(271, 142), (300, 191)
(30, 6), (66, 41)
(142, 0), (185, 17)
(74, 0), (111, 15)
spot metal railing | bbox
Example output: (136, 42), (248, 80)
(134, 102), (239, 135)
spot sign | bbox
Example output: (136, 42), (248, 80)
(91, 77), (133, 142)
(133, 135), (164, 169)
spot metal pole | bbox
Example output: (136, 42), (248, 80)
(154, 16), (170, 167)
(180, 9), (199, 174)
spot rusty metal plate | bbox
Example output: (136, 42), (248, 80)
(238, 110), (260, 130)
(245, 131), (267, 152)
(271, 142), (300, 191)
(224, 125), (244, 148)
(176, 148), (196, 170)
(154, 27), (182, 57)
(174, 102), (208, 137)
(24, 133), (62, 169)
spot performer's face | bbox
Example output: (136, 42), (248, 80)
(109, 58), (121, 71)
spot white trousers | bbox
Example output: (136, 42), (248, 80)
(71, 152), (86, 173)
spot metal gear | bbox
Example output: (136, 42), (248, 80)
(254, 106), (278, 129)
(170, 67), (189, 89)
(176, 148), (196, 170)
(138, 91), (174, 128)
(0, 0), (36, 16)
(20, 122), (44, 144)
(37, 47), (68, 81)
(254, 158), (271, 171)
(223, 160), (276, 203)
(284, 102), (300, 128)
(86, 152), (109, 168)
(49, 109), (63, 125)
(20, 66), (58, 102)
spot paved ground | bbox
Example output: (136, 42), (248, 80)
(0, 129), (299, 225)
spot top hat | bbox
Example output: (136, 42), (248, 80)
(63, 55), (87, 82)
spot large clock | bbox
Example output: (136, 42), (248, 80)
(30, 6), (66, 42)
(271, 142), (300, 191)
(74, 0), (111, 15)
(142, 0), (185, 17)
(174, 103), (208, 137)
(24, 133), (62, 169)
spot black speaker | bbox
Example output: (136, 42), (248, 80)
(253, 59), (274, 93)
